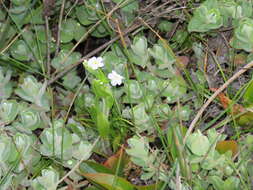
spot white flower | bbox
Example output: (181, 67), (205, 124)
(108, 70), (124, 86)
(87, 56), (104, 70)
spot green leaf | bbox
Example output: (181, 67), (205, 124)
(125, 80), (143, 100)
(85, 187), (100, 190)
(103, 51), (127, 77)
(207, 128), (227, 146)
(75, 1), (101, 26)
(130, 36), (150, 68)
(148, 44), (175, 67)
(80, 161), (114, 174)
(209, 175), (240, 190)
(24, 6), (44, 24)
(67, 118), (97, 140)
(158, 20), (173, 33)
(188, 0), (223, 32)
(96, 110), (110, 138)
(33, 25), (50, 43)
(12, 0), (31, 6)
(91, 24), (109, 38)
(72, 141), (92, 160)
(131, 35), (148, 55)
(132, 104), (152, 133)
(9, 7), (28, 27)
(228, 0), (253, 19)
(14, 133), (40, 172)
(171, 29), (188, 45)
(201, 152), (226, 170)
(243, 80), (253, 106)
(10, 40), (31, 61)
(223, 176), (240, 190)
(62, 69), (81, 89)
(0, 67), (13, 100)
(81, 173), (135, 190)
(126, 136), (163, 180)
(92, 79), (113, 103)
(174, 105), (192, 121)
(0, 174), (13, 190)
(75, 92), (95, 113)
(126, 136), (150, 167)
(32, 167), (59, 190)
(121, 0), (139, 13)
(209, 175), (224, 190)
(51, 49), (81, 70)
(186, 130), (210, 156)
(15, 75), (50, 111)
(75, 5), (95, 25)
(245, 134), (253, 146)
(0, 99), (19, 124)
(240, 0), (253, 17)
(135, 183), (163, 190)
(74, 23), (87, 42)
(0, 135), (15, 163)
(218, 0), (242, 21)
(0, 20), (16, 50)
(112, 0), (139, 12)
(40, 120), (72, 160)
(161, 77), (187, 103)
(230, 18), (253, 52)
(60, 19), (80, 43)
(19, 108), (43, 131)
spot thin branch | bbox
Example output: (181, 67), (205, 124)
(55, 0), (66, 55)
(64, 0), (79, 20)
(0, 26), (28, 55)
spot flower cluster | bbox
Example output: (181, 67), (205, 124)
(84, 56), (124, 86)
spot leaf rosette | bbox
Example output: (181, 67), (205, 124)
(230, 18), (253, 52)
(0, 99), (19, 124)
(188, 0), (223, 32)
(19, 108), (43, 131)
(15, 76), (50, 111)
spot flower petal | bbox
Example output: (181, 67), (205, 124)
(108, 70), (124, 86)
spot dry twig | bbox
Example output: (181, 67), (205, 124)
(183, 60), (253, 144)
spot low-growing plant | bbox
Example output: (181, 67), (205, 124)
(0, 0), (252, 189)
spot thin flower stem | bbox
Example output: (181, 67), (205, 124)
(44, 15), (51, 76)
(55, 0), (66, 55)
